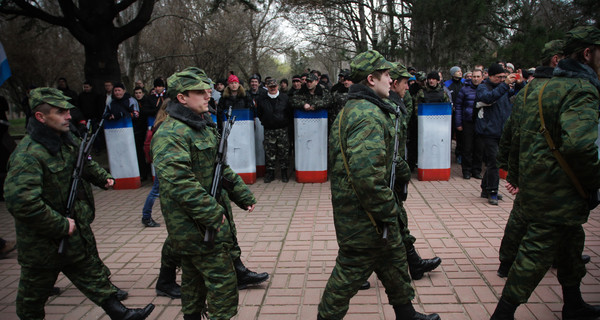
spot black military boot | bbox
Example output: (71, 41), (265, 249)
(115, 287), (128, 301)
(490, 298), (518, 320)
(317, 313), (328, 320)
(101, 295), (154, 320)
(264, 170), (274, 183)
(562, 285), (600, 320)
(156, 266), (181, 299)
(281, 168), (289, 183)
(496, 261), (511, 278)
(234, 257), (269, 289)
(406, 246), (442, 280)
(360, 281), (370, 290)
(183, 313), (202, 320)
(393, 302), (440, 320)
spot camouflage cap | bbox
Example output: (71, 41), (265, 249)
(265, 78), (278, 87)
(389, 63), (412, 80)
(29, 87), (75, 110)
(541, 40), (565, 61)
(416, 71), (427, 82)
(350, 50), (395, 82)
(183, 67), (213, 86)
(563, 26), (600, 55)
(167, 70), (211, 99)
(306, 73), (319, 82)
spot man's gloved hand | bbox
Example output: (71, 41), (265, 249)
(395, 159), (412, 184)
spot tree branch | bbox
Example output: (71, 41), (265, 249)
(0, 0), (67, 27)
(115, 0), (155, 44)
(115, 0), (138, 13)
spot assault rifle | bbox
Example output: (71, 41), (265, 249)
(204, 107), (236, 248)
(58, 118), (106, 255)
(383, 105), (409, 242)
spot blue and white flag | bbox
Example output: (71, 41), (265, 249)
(0, 41), (12, 87)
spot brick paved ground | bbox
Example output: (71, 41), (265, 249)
(0, 163), (599, 320)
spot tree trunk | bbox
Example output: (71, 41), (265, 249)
(84, 39), (122, 96)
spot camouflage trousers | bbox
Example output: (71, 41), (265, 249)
(180, 243), (238, 320)
(17, 255), (117, 319)
(501, 221), (586, 305)
(399, 205), (416, 248)
(263, 128), (289, 171)
(498, 196), (524, 265)
(318, 244), (414, 319)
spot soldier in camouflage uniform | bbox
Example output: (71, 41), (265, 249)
(152, 70), (260, 320)
(388, 64), (442, 281)
(490, 26), (600, 320)
(256, 78), (292, 183)
(317, 50), (440, 320)
(290, 73), (333, 113)
(4, 88), (154, 320)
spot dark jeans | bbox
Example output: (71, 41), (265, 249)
(480, 136), (500, 193)
(461, 121), (483, 175)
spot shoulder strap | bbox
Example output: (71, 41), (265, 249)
(536, 79), (589, 199)
(337, 107), (382, 235)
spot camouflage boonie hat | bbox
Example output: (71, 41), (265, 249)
(416, 71), (427, 82)
(350, 50), (395, 82)
(389, 63), (412, 80)
(563, 26), (600, 55)
(541, 40), (565, 61)
(29, 87), (75, 110)
(167, 70), (211, 99)
(306, 73), (319, 82)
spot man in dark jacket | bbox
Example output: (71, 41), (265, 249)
(256, 79), (292, 183)
(475, 63), (523, 205)
(455, 69), (484, 179)
(133, 87), (156, 182)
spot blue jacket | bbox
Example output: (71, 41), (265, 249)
(475, 79), (519, 138)
(454, 79), (477, 127)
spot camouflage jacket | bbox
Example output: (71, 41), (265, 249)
(506, 58), (600, 225)
(329, 84), (403, 249)
(152, 102), (256, 255)
(4, 120), (112, 268)
(413, 83), (450, 107)
(290, 84), (332, 111)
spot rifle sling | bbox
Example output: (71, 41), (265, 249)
(532, 79), (589, 199)
(337, 107), (382, 235)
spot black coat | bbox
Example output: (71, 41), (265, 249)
(256, 92), (291, 130)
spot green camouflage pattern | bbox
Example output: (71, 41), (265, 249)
(5, 134), (112, 268)
(152, 105), (255, 319)
(563, 25), (600, 55)
(183, 67), (213, 86)
(263, 127), (289, 170)
(415, 71), (427, 82)
(289, 87), (333, 111)
(414, 83), (450, 108)
(180, 245), (238, 319)
(540, 40), (565, 62)
(504, 77), (600, 225)
(389, 63), (412, 80)
(502, 223), (586, 305)
(329, 91), (349, 132)
(319, 93), (414, 318)
(29, 87), (75, 109)
(4, 130), (116, 318)
(167, 70), (211, 100)
(349, 50), (395, 82)
(495, 62), (600, 305)
(151, 111), (256, 255)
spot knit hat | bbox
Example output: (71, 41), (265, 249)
(426, 71), (440, 81)
(449, 66), (461, 77)
(350, 50), (395, 82)
(505, 63), (515, 70)
(113, 82), (125, 90)
(154, 78), (165, 88)
(487, 63), (506, 76)
(227, 75), (240, 84)
(29, 87), (75, 109)
(563, 26), (600, 55)
(291, 75), (301, 82)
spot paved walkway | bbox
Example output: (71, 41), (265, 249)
(1, 163), (599, 320)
